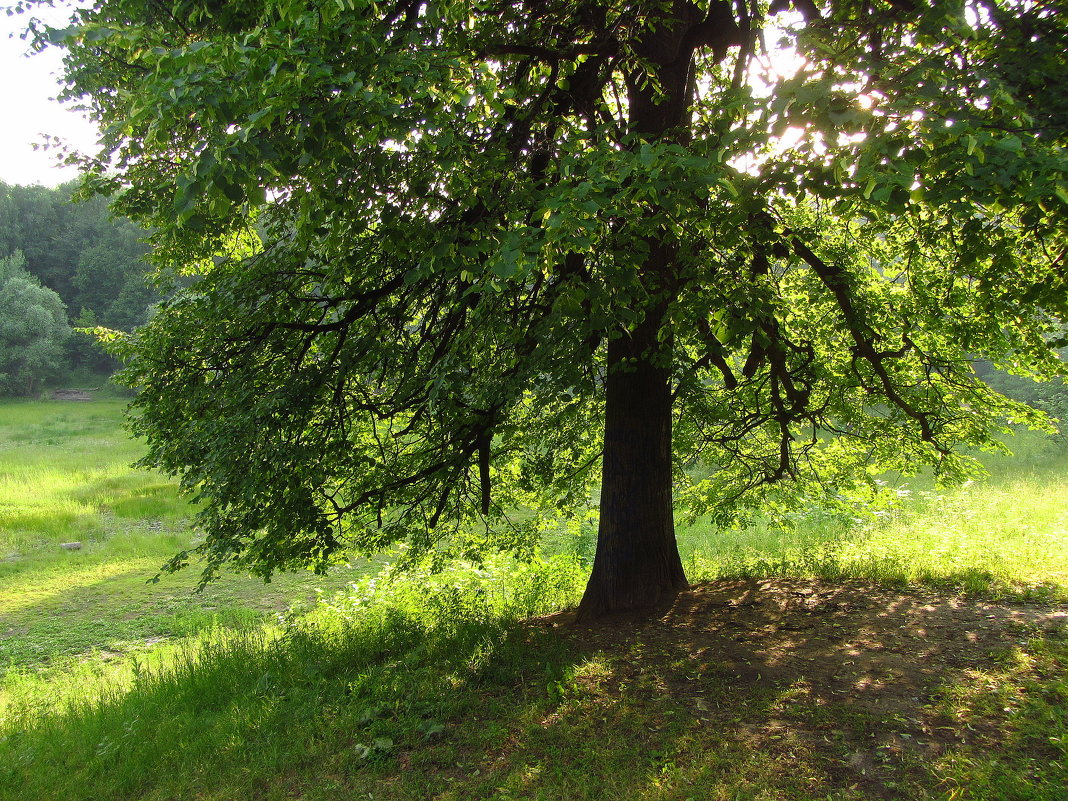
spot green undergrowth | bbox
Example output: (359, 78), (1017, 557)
(930, 635), (1068, 800)
(1, 556), (1065, 801)
(673, 431), (1068, 602)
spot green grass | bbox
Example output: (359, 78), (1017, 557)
(0, 558), (590, 801)
(0, 399), (178, 552)
(0, 400), (365, 668)
(674, 432), (1068, 602)
(0, 399), (1066, 800)
(2, 561), (1064, 801)
(929, 635), (1068, 800)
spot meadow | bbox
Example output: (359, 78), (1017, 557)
(0, 399), (1065, 800)
(0, 399), (365, 669)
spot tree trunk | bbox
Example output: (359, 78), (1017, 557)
(576, 301), (688, 620)
(576, 21), (696, 619)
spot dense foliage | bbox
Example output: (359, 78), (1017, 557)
(0, 251), (71, 395)
(43, 0), (1068, 615)
(0, 180), (158, 331)
(0, 180), (159, 388)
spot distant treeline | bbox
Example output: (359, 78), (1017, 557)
(974, 357), (1068, 432)
(0, 180), (160, 395)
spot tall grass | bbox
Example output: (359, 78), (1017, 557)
(671, 431), (1068, 601)
(0, 556), (587, 801)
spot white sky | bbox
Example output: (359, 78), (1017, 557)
(0, 3), (99, 187)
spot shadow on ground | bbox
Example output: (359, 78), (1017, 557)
(2, 578), (1066, 801)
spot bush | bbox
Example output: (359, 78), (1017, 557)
(0, 253), (72, 397)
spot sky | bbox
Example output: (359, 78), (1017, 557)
(0, 3), (99, 187)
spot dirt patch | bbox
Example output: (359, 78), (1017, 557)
(553, 578), (1066, 686)
(50, 389), (95, 401)
(537, 578), (1067, 797)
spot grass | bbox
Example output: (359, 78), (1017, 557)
(930, 636), (1068, 800)
(0, 400), (364, 668)
(0, 399), (175, 552)
(0, 399), (1066, 800)
(674, 432), (1068, 602)
(0, 559), (590, 801)
(2, 564), (1065, 801)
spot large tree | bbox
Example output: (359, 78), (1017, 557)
(42, 0), (1067, 618)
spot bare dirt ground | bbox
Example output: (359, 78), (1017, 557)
(541, 578), (1068, 797)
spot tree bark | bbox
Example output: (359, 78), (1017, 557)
(576, 11), (699, 620)
(576, 296), (688, 620)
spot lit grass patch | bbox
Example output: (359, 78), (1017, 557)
(0, 552), (375, 668)
(838, 477), (1068, 597)
(0, 400), (188, 557)
(0, 399), (376, 673)
(678, 429), (1068, 601)
(0, 558), (158, 615)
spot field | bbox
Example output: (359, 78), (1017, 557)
(0, 400), (364, 668)
(1, 399), (1066, 800)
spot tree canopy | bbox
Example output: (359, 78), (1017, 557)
(0, 180), (158, 333)
(0, 250), (71, 396)
(42, 0), (1068, 617)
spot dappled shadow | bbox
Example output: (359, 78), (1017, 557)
(525, 578), (1068, 799)
(3, 578), (1066, 801)
(419, 579), (1067, 800)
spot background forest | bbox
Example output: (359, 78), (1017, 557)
(0, 180), (159, 395)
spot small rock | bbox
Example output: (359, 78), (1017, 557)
(60, 541), (82, 550)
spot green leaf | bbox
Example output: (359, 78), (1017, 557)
(215, 176), (245, 203)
